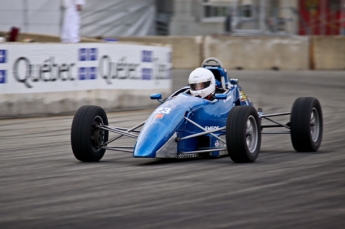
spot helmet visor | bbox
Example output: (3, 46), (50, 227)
(190, 81), (211, 91)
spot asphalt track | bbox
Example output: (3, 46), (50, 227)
(0, 70), (345, 229)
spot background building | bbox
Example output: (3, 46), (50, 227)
(298, 0), (345, 35)
(0, 0), (344, 37)
(167, 0), (299, 36)
(166, 0), (345, 36)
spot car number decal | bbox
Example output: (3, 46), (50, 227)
(154, 108), (171, 114)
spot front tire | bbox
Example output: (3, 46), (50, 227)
(290, 97), (323, 152)
(71, 106), (109, 162)
(226, 106), (261, 163)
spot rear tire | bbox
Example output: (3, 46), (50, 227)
(290, 97), (323, 152)
(226, 106), (261, 163)
(71, 106), (109, 162)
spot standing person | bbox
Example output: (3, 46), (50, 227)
(61, 0), (86, 43)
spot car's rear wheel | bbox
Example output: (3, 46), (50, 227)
(290, 97), (323, 152)
(226, 106), (261, 163)
(71, 106), (109, 162)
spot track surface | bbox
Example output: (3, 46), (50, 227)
(1, 71), (345, 229)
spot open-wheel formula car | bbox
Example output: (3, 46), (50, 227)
(71, 58), (323, 163)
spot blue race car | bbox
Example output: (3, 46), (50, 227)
(71, 58), (323, 163)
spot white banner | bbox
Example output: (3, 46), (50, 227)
(0, 43), (172, 94)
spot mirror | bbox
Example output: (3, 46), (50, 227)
(215, 94), (227, 100)
(150, 93), (162, 100)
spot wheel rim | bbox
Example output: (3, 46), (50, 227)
(90, 116), (105, 151)
(246, 115), (258, 153)
(310, 108), (320, 142)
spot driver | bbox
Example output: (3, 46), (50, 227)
(188, 68), (216, 100)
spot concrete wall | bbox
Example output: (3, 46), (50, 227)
(2, 32), (344, 71)
(203, 36), (309, 70)
(0, 34), (343, 118)
(115, 35), (344, 71)
(312, 36), (345, 70)
(116, 36), (203, 69)
(0, 89), (171, 118)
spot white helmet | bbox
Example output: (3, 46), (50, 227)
(188, 68), (215, 98)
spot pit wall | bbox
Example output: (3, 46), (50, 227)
(311, 36), (345, 70)
(2, 32), (343, 70)
(117, 36), (344, 70)
(203, 36), (309, 70)
(117, 36), (203, 69)
(0, 35), (343, 118)
(0, 89), (170, 118)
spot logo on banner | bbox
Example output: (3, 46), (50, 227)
(142, 50), (152, 63)
(167, 68), (171, 79)
(79, 48), (98, 61)
(142, 68), (152, 80)
(99, 51), (170, 84)
(0, 50), (7, 64)
(168, 52), (172, 63)
(79, 67), (97, 80)
(13, 57), (76, 88)
(0, 70), (6, 84)
(79, 48), (98, 81)
(99, 56), (140, 84)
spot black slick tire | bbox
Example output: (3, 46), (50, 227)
(290, 97), (323, 152)
(226, 106), (261, 163)
(71, 106), (109, 162)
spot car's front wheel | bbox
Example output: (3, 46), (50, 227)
(290, 97), (323, 152)
(71, 106), (109, 162)
(226, 106), (261, 163)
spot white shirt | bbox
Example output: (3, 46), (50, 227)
(61, 0), (86, 43)
(63, 0), (85, 9)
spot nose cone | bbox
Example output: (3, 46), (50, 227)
(133, 122), (170, 158)
(134, 108), (186, 158)
(133, 95), (205, 158)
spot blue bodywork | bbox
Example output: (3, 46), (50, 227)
(133, 66), (253, 158)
